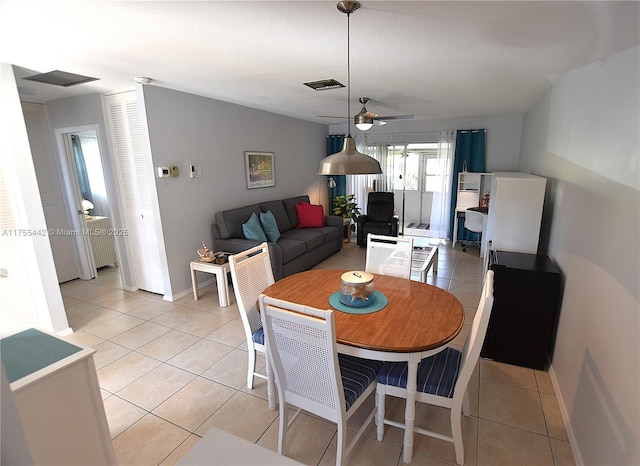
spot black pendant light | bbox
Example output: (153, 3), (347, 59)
(317, 1), (382, 175)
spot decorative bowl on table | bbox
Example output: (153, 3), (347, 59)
(340, 271), (375, 307)
(197, 248), (214, 262)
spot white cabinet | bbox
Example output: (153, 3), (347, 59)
(1, 329), (115, 465)
(486, 172), (546, 254)
(456, 172), (482, 209)
(86, 216), (118, 268)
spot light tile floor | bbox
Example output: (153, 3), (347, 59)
(61, 238), (575, 466)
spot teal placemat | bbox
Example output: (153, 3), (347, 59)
(1, 328), (83, 383)
(328, 290), (388, 315)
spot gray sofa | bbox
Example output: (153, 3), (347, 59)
(212, 195), (343, 280)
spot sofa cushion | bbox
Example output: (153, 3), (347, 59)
(216, 204), (261, 239)
(318, 225), (342, 243)
(259, 200), (292, 232)
(260, 210), (281, 243)
(280, 228), (325, 252)
(275, 237), (306, 264)
(282, 195), (311, 227)
(242, 212), (268, 242)
(295, 202), (325, 228)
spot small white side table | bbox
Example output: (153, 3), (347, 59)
(190, 259), (231, 307)
(411, 245), (439, 283)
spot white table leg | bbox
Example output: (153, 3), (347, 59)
(432, 248), (438, 274)
(190, 265), (199, 300)
(402, 355), (419, 463)
(215, 268), (229, 307)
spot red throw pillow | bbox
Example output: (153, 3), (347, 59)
(295, 202), (325, 228)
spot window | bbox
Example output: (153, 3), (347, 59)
(383, 143), (439, 193)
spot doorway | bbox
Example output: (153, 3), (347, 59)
(390, 143), (439, 234)
(54, 125), (120, 284)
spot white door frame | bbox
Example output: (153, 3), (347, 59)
(53, 124), (128, 283)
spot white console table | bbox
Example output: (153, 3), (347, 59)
(1, 328), (115, 465)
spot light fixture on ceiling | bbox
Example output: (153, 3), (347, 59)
(134, 76), (152, 84)
(317, 1), (382, 176)
(354, 97), (374, 131)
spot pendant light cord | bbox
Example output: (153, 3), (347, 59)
(347, 10), (352, 138)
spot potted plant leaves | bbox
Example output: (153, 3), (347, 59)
(333, 194), (360, 234)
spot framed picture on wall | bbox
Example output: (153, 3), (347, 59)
(244, 151), (275, 189)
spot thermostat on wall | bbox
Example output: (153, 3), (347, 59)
(157, 166), (179, 177)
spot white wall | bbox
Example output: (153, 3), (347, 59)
(139, 85), (328, 296)
(330, 114), (524, 171)
(519, 45), (639, 466)
(0, 63), (70, 336)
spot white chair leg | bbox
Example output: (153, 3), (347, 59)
(376, 386), (386, 441)
(278, 404), (288, 456)
(451, 408), (464, 466)
(462, 390), (470, 417)
(247, 347), (256, 389)
(336, 421), (346, 466)
(266, 357), (276, 410)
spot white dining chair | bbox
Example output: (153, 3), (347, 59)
(365, 233), (414, 279)
(375, 270), (495, 465)
(258, 294), (382, 466)
(228, 242), (276, 409)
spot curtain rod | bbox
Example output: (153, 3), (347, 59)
(364, 131), (446, 145)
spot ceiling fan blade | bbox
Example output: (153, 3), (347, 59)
(374, 114), (415, 121)
(317, 115), (348, 119)
(374, 120), (387, 126)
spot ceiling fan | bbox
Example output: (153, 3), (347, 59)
(320, 97), (414, 131)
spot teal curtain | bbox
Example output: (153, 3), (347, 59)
(71, 135), (93, 204)
(448, 130), (486, 241)
(326, 135), (346, 211)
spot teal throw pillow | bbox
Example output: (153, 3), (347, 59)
(242, 212), (268, 242)
(260, 210), (281, 243)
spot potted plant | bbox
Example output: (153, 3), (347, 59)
(332, 194), (360, 233)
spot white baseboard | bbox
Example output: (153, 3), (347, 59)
(167, 277), (217, 302)
(548, 362), (583, 465)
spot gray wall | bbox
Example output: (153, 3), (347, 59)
(140, 85), (328, 295)
(519, 45), (639, 465)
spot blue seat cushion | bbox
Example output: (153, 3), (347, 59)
(252, 327), (265, 345)
(376, 347), (462, 398)
(338, 354), (383, 411)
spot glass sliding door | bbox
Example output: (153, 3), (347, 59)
(389, 143), (438, 234)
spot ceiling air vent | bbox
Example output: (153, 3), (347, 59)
(303, 79), (345, 91)
(23, 70), (99, 87)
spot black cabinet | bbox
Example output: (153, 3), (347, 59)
(482, 251), (562, 370)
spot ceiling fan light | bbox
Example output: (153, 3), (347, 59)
(354, 113), (374, 131)
(317, 136), (382, 175)
(355, 122), (374, 131)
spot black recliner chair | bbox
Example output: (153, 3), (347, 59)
(356, 192), (399, 246)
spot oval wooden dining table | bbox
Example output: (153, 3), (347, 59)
(261, 269), (464, 464)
